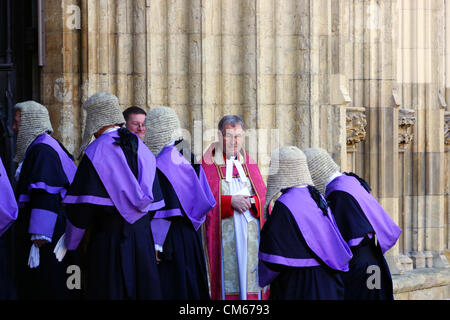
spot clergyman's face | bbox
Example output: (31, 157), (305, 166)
(126, 113), (146, 140)
(12, 110), (21, 134)
(221, 123), (245, 157)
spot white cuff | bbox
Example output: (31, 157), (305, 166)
(28, 244), (40, 268)
(53, 233), (67, 262)
(31, 234), (52, 243)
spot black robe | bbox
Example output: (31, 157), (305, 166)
(65, 130), (164, 300)
(327, 190), (394, 300)
(13, 142), (81, 300)
(155, 143), (210, 300)
(260, 201), (344, 300)
(0, 227), (16, 299)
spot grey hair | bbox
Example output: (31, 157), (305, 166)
(218, 115), (246, 132)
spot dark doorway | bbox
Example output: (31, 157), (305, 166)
(0, 0), (40, 180)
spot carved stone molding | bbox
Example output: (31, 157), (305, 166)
(346, 107), (367, 151)
(398, 108), (416, 152)
(331, 74), (352, 105)
(445, 111), (450, 149)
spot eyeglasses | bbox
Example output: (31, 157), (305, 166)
(224, 133), (244, 139)
(129, 122), (145, 129)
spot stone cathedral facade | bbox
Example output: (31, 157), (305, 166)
(39, 0), (450, 299)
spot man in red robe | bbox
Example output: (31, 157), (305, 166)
(201, 115), (268, 300)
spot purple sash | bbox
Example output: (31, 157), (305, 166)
(64, 130), (164, 224)
(18, 134), (77, 204)
(154, 145), (216, 230)
(271, 187), (353, 271)
(0, 157), (18, 236)
(326, 174), (402, 254)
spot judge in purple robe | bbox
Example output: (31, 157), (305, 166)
(259, 146), (353, 300)
(304, 147), (401, 300)
(144, 107), (215, 300)
(12, 101), (79, 300)
(60, 92), (165, 300)
(0, 155), (18, 299)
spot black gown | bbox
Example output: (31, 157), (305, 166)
(13, 142), (80, 300)
(0, 227), (16, 299)
(260, 201), (345, 300)
(65, 129), (164, 300)
(155, 143), (210, 300)
(327, 190), (394, 300)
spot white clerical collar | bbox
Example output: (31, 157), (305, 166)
(326, 171), (342, 186)
(101, 126), (120, 135)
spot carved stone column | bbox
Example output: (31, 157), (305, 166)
(346, 107), (367, 151)
(397, 108), (416, 271)
(398, 109), (416, 152)
(346, 107), (366, 172)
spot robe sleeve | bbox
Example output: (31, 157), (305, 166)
(28, 190), (60, 239)
(18, 144), (69, 240)
(149, 170), (171, 251)
(149, 168), (164, 211)
(64, 155), (111, 250)
(150, 169), (179, 251)
(220, 195), (234, 218)
(221, 195), (260, 219)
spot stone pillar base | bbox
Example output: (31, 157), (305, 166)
(398, 254), (414, 271)
(424, 251), (434, 268)
(410, 251), (426, 269)
(432, 251), (450, 268)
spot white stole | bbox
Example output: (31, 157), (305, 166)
(226, 157), (256, 300)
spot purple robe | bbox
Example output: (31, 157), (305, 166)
(0, 157), (18, 236)
(325, 174), (402, 254)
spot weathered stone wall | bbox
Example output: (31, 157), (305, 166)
(42, 0), (450, 298)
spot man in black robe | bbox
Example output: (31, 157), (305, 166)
(144, 106), (215, 299)
(304, 147), (401, 300)
(58, 92), (165, 300)
(259, 146), (352, 300)
(12, 101), (79, 300)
